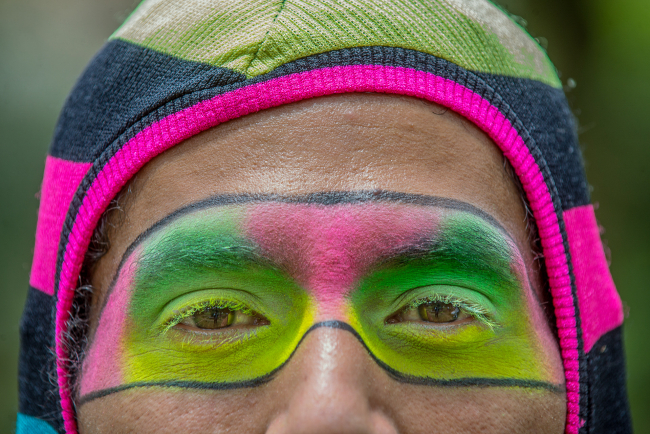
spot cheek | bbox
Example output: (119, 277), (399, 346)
(388, 386), (566, 433)
(77, 381), (566, 434)
(77, 388), (271, 434)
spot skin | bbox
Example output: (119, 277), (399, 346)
(77, 94), (566, 433)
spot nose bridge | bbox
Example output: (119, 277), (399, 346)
(266, 326), (398, 434)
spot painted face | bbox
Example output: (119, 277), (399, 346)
(79, 192), (564, 403)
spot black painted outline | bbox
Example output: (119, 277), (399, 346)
(123, 190), (507, 260)
(78, 320), (565, 406)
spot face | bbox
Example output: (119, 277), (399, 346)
(77, 94), (566, 433)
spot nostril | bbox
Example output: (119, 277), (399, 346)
(265, 408), (396, 434)
(369, 411), (400, 434)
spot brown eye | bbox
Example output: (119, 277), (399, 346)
(176, 305), (270, 332)
(417, 302), (461, 323)
(191, 307), (235, 329)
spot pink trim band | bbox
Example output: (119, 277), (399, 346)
(564, 204), (623, 353)
(30, 156), (92, 295)
(54, 65), (581, 433)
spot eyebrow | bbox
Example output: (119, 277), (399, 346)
(106, 191), (513, 296)
(126, 191), (507, 252)
(375, 215), (517, 286)
(134, 231), (273, 291)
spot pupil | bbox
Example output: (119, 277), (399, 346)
(193, 307), (234, 329)
(418, 302), (460, 323)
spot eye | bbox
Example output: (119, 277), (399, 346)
(185, 306), (234, 329)
(386, 300), (473, 325)
(176, 305), (269, 331)
(418, 301), (463, 323)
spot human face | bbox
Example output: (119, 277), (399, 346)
(77, 94), (566, 433)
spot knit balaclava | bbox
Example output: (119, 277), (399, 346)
(18, 1), (631, 433)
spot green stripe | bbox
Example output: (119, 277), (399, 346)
(112, 0), (561, 88)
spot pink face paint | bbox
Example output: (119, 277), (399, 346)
(245, 203), (439, 319)
(79, 249), (141, 397)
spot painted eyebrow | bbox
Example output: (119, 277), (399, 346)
(108, 191), (512, 291)
(134, 231), (272, 288)
(374, 215), (517, 285)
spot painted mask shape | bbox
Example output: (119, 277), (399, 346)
(79, 193), (564, 403)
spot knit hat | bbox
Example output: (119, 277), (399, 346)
(18, 1), (630, 433)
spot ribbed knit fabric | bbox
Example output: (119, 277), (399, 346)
(19, 1), (630, 433)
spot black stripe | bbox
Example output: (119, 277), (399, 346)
(585, 327), (632, 434)
(78, 320), (565, 406)
(50, 39), (246, 163)
(18, 287), (64, 433)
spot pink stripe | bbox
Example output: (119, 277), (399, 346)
(54, 65), (580, 433)
(564, 205), (623, 352)
(30, 156), (92, 295)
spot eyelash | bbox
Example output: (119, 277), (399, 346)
(160, 298), (254, 334)
(400, 292), (497, 329)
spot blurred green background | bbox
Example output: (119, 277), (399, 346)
(0, 0), (647, 432)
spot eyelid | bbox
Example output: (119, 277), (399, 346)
(389, 285), (499, 328)
(155, 289), (266, 334)
(402, 293), (497, 329)
(164, 300), (253, 333)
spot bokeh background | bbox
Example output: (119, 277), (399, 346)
(0, 0), (648, 432)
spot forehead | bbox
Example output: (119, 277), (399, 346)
(93, 94), (529, 297)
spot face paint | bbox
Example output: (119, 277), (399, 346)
(79, 250), (141, 397)
(244, 202), (439, 319)
(79, 194), (564, 403)
(347, 213), (562, 386)
(80, 206), (315, 399)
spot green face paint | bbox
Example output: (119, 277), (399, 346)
(79, 194), (563, 403)
(126, 208), (315, 386)
(347, 212), (559, 385)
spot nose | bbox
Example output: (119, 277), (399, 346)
(266, 325), (398, 434)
